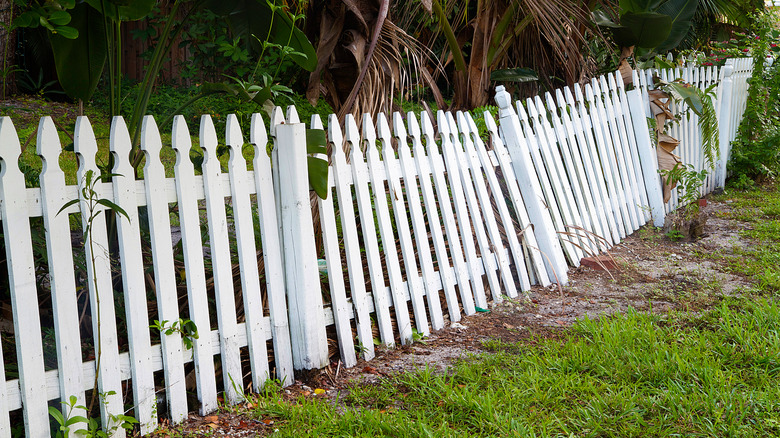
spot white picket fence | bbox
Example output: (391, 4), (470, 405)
(0, 59), (752, 437)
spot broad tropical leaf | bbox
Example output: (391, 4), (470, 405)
(49, 2), (106, 101)
(490, 68), (539, 83)
(655, 0), (698, 52)
(85, 0), (155, 21)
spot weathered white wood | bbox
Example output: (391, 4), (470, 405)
(110, 117), (158, 433)
(432, 111), (483, 310)
(311, 114), (358, 366)
(275, 122), (329, 368)
(364, 114), (414, 344)
(170, 116), (219, 413)
(554, 89), (612, 249)
(377, 114), (430, 335)
(716, 62), (734, 188)
(0, 117), (49, 438)
(408, 113), (466, 320)
(599, 76), (640, 232)
(441, 112), (496, 306)
(200, 115), (243, 402)
(392, 113), (446, 329)
(517, 98), (582, 265)
(140, 116), (188, 424)
(0, 320), (7, 435)
(250, 114), (295, 383)
(225, 115), (272, 390)
(458, 112), (518, 297)
(483, 112), (548, 287)
(563, 86), (618, 246)
(583, 82), (628, 239)
(626, 90), (666, 227)
(613, 72), (652, 223)
(347, 114), (396, 346)
(446, 111), (506, 305)
(35, 116), (87, 434)
(73, 116), (125, 436)
(327, 115), (376, 358)
(494, 86), (567, 284)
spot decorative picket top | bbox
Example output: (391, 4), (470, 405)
(0, 61), (754, 437)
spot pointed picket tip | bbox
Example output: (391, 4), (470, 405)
(533, 95), (548, 117)
(455, 111), (470, 135)
(226, 114), (243, 149)
(445, 112), (459, 140)
(554, 89), (566, 108)
(392, 112), (407, 140)
(140, 115), (163, 156)
(361, 113), (377, 150)
(526, 98), (540, 119)
(249, 113), (268, 147)
(310, 114), (324, 130)
(171, 115), (192, 153)
(286, 105), (300, 124)
(36, 116), (61, 167)
(420, 111), (435, 141)
(584, 83), (595, 102)
(199, 115), (219, 154)
(465, 112), (480, 135)
(573, 83), (584, 103)
(328, 114), (344, 156)
(74, 116), (99, 171)
(607, 73), (618, 92)
(632, 70), (640, 88)
(269, 107), (285, 136)
(436, 110), (450, 136)
(376, 113), (392, 142)
(543, 92), (558, 114)
(110, 116), (133, 175)
(344, 114), (360, 149)
(515, 100), (530, 121)
(483, 110), (499, 134)
(0, 117), (21, 169)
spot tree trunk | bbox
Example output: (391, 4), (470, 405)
(0, 0), (18, 99)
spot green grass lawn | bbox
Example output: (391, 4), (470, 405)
(234, 182), (780, 437)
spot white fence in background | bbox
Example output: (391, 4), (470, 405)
(0, 59), (752, 437)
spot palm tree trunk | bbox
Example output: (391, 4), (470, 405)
(1, 0), (18, 99)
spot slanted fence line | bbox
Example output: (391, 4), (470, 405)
(0, 60), (752, 437)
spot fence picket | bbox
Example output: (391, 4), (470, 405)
(311, 114), (358, 367)
(457, 112), (517, 298)
(327, 116), (376, 359)
(0, 117), (49, 438)
(250, 114), (295, 382)
(170, 116), (219, 413)
(73, 116), (125, 436)
(483, 112), (549, 287)
(225, 115), (272, 390)
(438, 111), (487, 309)
(393, 113), (446, 330)
(111, 116), (158, 433)
(444, 112), (501, 303)
(377, 114), (430, 335)
(420, 112), (478, 314)
(364, 115), (414, 344)
(408, 113), (468, 320)
(200, 115), (243, 403)
(36, 116), (87, 433)
(347, 115), (396, 346)
(583, 83), (629, 239)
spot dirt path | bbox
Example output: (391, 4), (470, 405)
(156, 198), (752, 436)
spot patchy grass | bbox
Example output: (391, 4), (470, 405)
(240, 299), (780, 437)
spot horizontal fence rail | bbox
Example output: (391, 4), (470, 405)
(0, 59), (753, 437)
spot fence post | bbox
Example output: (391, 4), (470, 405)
(275, 123), (329, 370)
(716, 61), (735, 189)
(494, 86), (568, 285)
(626, 89), (666, 227)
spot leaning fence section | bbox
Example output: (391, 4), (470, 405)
(0, 59), (755, 438)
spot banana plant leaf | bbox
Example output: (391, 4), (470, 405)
(85, 0), (156, 21)
(655, 0), (698, 52)
(50, 2), (107, 102)
(619, 0), (667, 13)
(490, 68), (539, 83)
(306, 128), (329, 200)
(615, 12), (672, 48)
